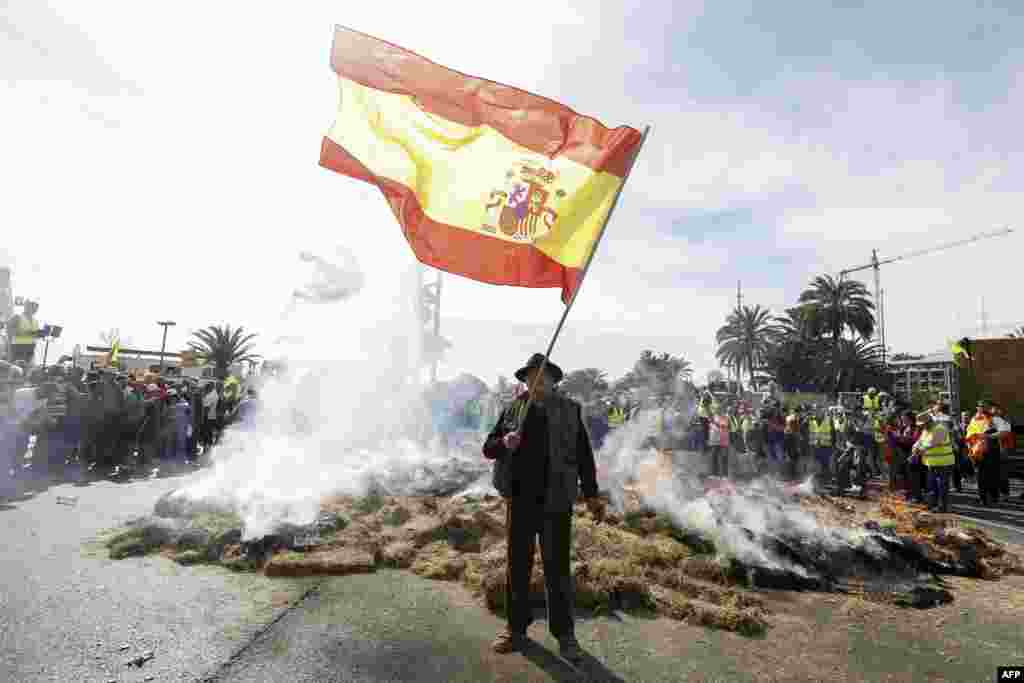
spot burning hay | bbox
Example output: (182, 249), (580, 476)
(799, 494), (1024, 580)
(108, 479), (1024, 639)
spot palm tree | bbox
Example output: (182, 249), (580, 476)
(715, 305), (778, 391)
(614, 351), (693, 396)
(774, 305), (818, 343)
(798, 275), (875, 391)
(187, 325), (260, 379)
(560, 368), (610, 402)
(831, 338), (887, 393)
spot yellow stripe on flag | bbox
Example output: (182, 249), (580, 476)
(326, 77), (623, 269)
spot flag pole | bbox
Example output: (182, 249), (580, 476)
(518, 124), (652, 425)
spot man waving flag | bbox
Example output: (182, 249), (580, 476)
(319, 26), (644, 304)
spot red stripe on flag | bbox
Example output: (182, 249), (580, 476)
(329, 26), (641, 177)
(320, 137), (583, 303)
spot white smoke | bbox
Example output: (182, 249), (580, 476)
(291, 247), (365, 305)
(596, 395), (866, 575)
(177, 246), (488, 539)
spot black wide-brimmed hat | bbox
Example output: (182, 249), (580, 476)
(514, 353), (564, 383)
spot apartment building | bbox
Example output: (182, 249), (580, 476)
(887, 350), (959, 415)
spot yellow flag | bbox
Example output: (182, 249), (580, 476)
(109, 339), (121, 368)
(949, 339), (970, 366)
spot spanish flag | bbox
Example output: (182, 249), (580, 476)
(320, 26), (644, 304)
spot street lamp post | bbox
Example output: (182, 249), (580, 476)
(38, 323), (62, 370)
(157, 321), (176, 374)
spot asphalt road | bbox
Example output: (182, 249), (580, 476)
(0, 467), (320, 683)
(948, 479), (1024, 537)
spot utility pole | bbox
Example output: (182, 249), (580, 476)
(736, 280), (743, 311)
(419, 266), (445, 385)
(156, 321), (176, 374)
(871, 249), (886, 365)
(879, 288), (886, 364)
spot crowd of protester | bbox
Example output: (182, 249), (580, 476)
(1, 362), (255, 487)
(456, 378), (1018, 510)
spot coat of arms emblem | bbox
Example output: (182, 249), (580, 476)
(482, 159), (566, 241)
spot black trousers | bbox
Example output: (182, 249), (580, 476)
(908, 461), (928, 502)
(505, 500), (574, 640)
(978, 445), (1002, 504)
(709, 445), (729, 477)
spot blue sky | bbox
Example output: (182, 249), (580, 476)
(1, 0), (1021, 384)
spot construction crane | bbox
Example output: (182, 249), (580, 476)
(839, 226), (1015, 365)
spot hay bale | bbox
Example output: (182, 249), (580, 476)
(175, 528), (212, 552)
(912, 512), (949, 533)
(679, 556), (730, 584)
(207, 528), (243, 561)
(174, 549), (206, 565)
(265, 548), (376, 577)
(381, 505), (412, 527)
(353, 491), (387, 516)
(410, 541), (467, 580)
(107, 519), (178, 559)
(630, 535), (690, 567)
(402, 517), (448, 548)
(473, 566), (507, 611)
(976, 558), (1002, 581)
(442, 515), (484, 553)
(651, 568), (765, 612)
(381, 541), (416, 569)
(648, 586), (768, 636)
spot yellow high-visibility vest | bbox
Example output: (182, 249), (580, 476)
(873, 417), (886, 444)
(12, 315), (39, 346)
(608, 407), (625, 426)
(921, 427), (955, 467)
(863, 395), (880, 411)
(810, 419), (833, 447)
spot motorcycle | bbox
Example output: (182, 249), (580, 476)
(833, 437), (868, 498)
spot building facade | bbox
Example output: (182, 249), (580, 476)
(887, 350), (960, 415)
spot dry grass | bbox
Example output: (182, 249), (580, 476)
(121, 477), (1024, 637)
(410, 541), (467, 580)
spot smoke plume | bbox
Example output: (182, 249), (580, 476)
(177, 246), (487, 539)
